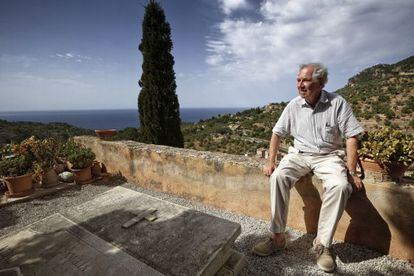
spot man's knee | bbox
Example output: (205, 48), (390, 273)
(327, 177), (352, 196)
(270, 169), (293, 190)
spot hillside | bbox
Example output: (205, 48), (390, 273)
(0, 120), (94, 146)
(182, 104), (288, 154)
(337, 56), (414, 131)
(183, 56), (414, 155)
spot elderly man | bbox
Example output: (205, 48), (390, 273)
(253, 63), (364, 273)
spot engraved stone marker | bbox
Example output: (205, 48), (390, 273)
(60, 186), (241, 276)
(0, 187), (241, 276)
(0, 214), (162, 275)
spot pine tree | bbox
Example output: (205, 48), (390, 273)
(138, 0), (184, 147)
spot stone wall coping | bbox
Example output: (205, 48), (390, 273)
(80, 136), (266, 169)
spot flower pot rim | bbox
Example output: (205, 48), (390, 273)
(360, 158), (411, 166)
(3, 173), (33, 180)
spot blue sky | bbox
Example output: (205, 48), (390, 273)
(1, 0), (413, 111)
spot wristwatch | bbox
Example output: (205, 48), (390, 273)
(348, 171), (358, 177)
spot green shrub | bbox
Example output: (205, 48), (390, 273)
(359, 127), (414, 165)
(0, 155), (33, 177)
(61, 139), (96, 169)
(67, 147), (95, 169)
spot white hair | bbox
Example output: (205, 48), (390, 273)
(299, 63), (328, 86)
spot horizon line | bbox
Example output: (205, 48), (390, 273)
(0, 107), (253, 113)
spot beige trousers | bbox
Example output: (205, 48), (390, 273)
(270, 147), (352, 247)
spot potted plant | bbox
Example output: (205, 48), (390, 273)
(0, 139), (36, 197)
(32, 138), (60, 187)
(358, 127), (414, 180)
(63, 139), (96, 184)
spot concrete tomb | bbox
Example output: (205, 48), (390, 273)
(0, 187), (243, 275)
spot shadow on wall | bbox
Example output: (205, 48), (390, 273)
(344, 189), (391, 257)
(384, 185), (414, 260)
(294, 174), (391, 260)
(294, 174), (322, 234)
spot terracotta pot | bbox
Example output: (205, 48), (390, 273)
(360, 158), (386, 173)
(387, 162), (409, 180)
(3, 173), (33, 197)
(95, 129), (117, 140)
(360, 158), (409, 181)
(41, 168), (59, 187)
(91, 161), (102, 177)
(71, 167), (92, 184)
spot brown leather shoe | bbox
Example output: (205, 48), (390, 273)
(314, 243), (336, 273)
(252, 237), (286, 257)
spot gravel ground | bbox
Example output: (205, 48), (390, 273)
(1, 180), (413, 275)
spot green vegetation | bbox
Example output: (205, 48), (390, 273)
(0, 119), (93, 147)
(138, 0), (184, 147)
(182, 103), (288, 155)
(0, 136), (39, 177)
(0, 155), (32, 177)
(113, 127), (141, 141)
(337, 55), (414, 127)
(61, 139), (95, 169)
(359, 127), (414, 166)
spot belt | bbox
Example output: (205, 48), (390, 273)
(298, 150), (331, 155)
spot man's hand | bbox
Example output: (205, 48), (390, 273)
(348, 174), (364, 191)
(263, 163), (276, 177)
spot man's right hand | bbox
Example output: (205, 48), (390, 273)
(263, 163), (276, 177)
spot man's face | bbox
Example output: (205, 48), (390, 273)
(297, 66), (323, 105)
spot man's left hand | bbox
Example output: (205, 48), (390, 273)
(349, 175), (364, 191)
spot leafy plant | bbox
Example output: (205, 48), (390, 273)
(58, 138), (78, 160)
(358, 127), (414, 166)
(62, 139), (96, 169)
(0, 136), (40, 177)
(68, 147), (95, 169)
(32, 138), (59, 170)
(0, 155), (33, 177)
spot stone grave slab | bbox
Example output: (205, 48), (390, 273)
(60, 186), (241, 276)
(0, 213), (162, 276)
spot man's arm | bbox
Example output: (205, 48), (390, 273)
(346, 136), (363, 190)
(263, 133), (282, 176)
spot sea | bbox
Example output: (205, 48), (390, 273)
(0, 108), (248, 130)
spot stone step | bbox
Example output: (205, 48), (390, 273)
(216, 249), (247, 276)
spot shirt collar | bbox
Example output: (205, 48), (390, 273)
(300, 90), (329, 107)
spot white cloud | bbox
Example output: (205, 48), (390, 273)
(54, 52), (93, 63)
(218, 0), (250, 15)
(206, 0), (414, 82)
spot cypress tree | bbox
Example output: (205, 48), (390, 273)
(138, 0), (184, 147)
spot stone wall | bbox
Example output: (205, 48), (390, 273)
(75, 136), (414, 261)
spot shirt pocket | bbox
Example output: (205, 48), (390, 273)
(323, 125), (338, 143)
